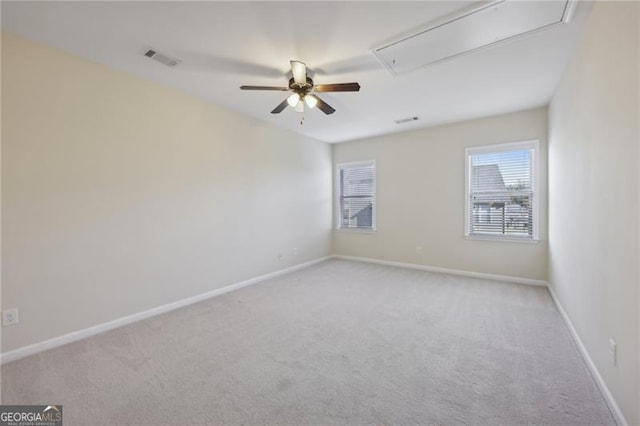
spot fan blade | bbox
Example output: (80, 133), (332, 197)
(290, 60), (307, 86)
(270, 99), (289, 114)
(314, 82), (361, 92)
(240, 85), (288, 91)
(314, 95), (336, 115)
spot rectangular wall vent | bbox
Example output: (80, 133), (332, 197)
(394, 116), (419, 124)
(144, 49), (181, 68)
(373, 0), (576, 76)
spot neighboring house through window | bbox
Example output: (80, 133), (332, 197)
(336, 160), (376, 230)
(465, 140), (539, 241)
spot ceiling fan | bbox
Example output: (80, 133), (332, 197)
(240, 60), (360, 115)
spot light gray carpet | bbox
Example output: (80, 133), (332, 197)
(2, 259), (614, 425)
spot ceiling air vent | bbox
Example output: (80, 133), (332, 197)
(373, 0), (578, 76)
(144, 49), (181, 67)
(394, 116), (419, 125)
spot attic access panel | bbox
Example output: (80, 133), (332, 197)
(373, 0), (576, 76)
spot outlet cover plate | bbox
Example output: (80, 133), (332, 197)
(2, 308), (19, 326)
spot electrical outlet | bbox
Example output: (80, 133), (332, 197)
(608, 339), (617, 366)
(2, 308), (19, 327)
(415, 246), (423, 255)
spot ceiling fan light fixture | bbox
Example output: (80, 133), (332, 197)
(291, 60), (307, 86)
(305, 95), (318, 109)
(241, 59), (359, 116)
(287, 93), (300, 107)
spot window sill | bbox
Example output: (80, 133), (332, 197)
(335, 227), (376, 234)
(465, 234), (539, 244)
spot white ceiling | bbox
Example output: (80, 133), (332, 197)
(2, 1), (590, 143)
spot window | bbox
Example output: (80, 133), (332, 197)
(465, 140), (539, 241)
(336, 160), (376, 230)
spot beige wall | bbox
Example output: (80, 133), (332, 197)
(1, 33), (332, 353)
(548, 2), (639, 424)
(333, 108), (548, 281)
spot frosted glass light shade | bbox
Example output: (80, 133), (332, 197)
(287, 93), (300, 107)
(305, 95), (318, 109)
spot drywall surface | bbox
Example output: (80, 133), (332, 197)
(332, 107), (548, 281)
(1, 33), (332, 353)
(548, 2), (639, 423)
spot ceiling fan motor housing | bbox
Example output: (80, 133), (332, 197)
(289, 77), (314, 95)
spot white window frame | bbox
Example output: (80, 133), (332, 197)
(465, 140), (539, 242)
(335, 160), (376, 232)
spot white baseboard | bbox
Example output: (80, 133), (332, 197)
(331, 255), (548, 287)
(1, 256), (331, 365)
(547, 285), (627, 426)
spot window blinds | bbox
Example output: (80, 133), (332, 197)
(338, 162), (375, 230)
(467, 144), (536, 238)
